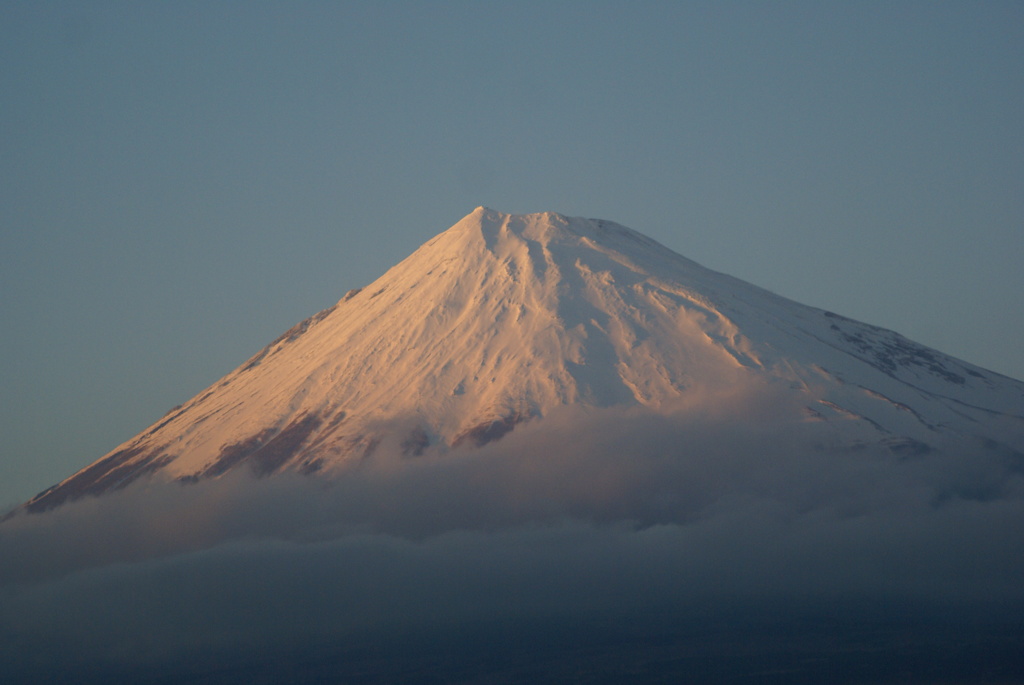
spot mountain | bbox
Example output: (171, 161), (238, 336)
(23, 207), (1024, 513)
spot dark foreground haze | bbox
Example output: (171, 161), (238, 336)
(3, 402), (1023, 683)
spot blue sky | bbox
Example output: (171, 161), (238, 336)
(2, 1), (1022, 506)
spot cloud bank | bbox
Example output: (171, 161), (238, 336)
(3, 394), (1024, 682)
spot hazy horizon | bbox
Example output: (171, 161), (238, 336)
(4, 396), (1023, 682)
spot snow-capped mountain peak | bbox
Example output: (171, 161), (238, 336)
(22, 208), (1024, 513)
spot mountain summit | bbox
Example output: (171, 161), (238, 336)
(24, 208), (1024, 512)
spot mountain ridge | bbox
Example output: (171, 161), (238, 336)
(21, 208), (1024, 514)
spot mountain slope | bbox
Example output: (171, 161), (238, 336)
(24, 208), (1024, 512)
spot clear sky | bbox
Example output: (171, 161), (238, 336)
(2, 1), (1022, 507)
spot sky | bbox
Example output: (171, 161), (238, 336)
(2, 2), (1023, 508)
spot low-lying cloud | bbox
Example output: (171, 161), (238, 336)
(3, 393), (1023, 681)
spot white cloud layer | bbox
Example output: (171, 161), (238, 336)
(3, 397), (1023, 681)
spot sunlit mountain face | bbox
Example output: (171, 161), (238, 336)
(20, 207), (1023, 512)
(3, 209), (1023, 683)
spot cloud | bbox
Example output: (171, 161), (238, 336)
(2, 393), (1024, 681)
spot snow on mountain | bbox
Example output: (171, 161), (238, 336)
(23, 207), (1024, 513)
